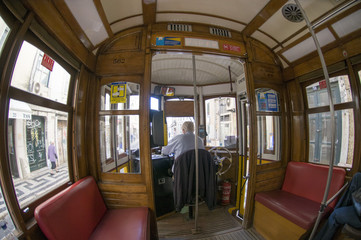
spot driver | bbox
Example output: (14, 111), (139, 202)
(162, 121), (205, 170)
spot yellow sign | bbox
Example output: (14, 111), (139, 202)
(111, 82), (127, 104)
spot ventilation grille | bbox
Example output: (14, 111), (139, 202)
(282, 3), (304, 23)
(210, 27), (232, 38)
(167, 24), (192, 32)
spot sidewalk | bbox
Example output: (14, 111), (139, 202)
(0, 163), (69, 219)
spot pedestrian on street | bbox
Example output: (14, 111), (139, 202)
(48, 141), (58, 175)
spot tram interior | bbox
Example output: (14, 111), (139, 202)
(0, 0), (361, 239)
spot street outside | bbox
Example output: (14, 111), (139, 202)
(0, 163), (69, 238)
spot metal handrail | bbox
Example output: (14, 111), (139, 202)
(293, 1), (336, 239)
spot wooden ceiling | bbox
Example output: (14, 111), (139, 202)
(54, 0), (360, 64)
(22, 0), (361, 84)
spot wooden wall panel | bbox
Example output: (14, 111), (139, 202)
(251, 40), (277, 65)
(96, 52), (145, 76)
(252, 62), (282, 84)
(73, 67), (91, 180)
(164, 101), (194, 117)
(286, 79), (306, 163)
(102, 192), (149, 208)
(101, 30), (143, 53)
(255, 168), (285, 193)
(99, 183), (147, 193)
(290, 115), (306, 162)
(99, 183), (149, 208)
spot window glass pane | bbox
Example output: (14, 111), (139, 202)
(99, 115), (140, 174)
(264, 116), (275, 153)
(255, 88), (280, 112)
(150, 97), (159, 110)
(166, 116), (194, 140)
(205, 97), (237, 148)
(306, 75), (352, 108)
(100, 82), (140, 110)
(11, 41), (70, 104)
(8, 99), (69, 208)
(0, 16), (10, 55)
(308, 109), (354, 168)
(0, 188), (16, 239)
(257, 115), (281, 164)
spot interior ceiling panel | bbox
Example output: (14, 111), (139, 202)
(251, 31), (278, 48)
(100, 0), (143, 24)
(156, 13), (246, 32)
(110, 16), (144, 34)
(59, 0), (360, 74)
(331, 9), (361, 37)
(282, 28), (336, 62)
(156, 0), (270, 24)
(259, 0), (345, 43)
(152, 54), (244, 86)
(64, 0), (108, 46)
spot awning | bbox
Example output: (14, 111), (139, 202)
(9, 99), (32, 120)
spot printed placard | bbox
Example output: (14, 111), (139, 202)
(156, 37), (181, 46)
(258, 92), (278, 112)
(111, 82), (127, 104)
(41, 54), (55, 71)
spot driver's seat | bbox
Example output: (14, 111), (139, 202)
(173, 149), (217, 213)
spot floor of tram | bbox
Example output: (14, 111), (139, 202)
(157, 204), (265, 240)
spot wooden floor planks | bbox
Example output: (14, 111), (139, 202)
(157, 205), (264, 240)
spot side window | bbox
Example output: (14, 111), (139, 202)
(255, 89), (281, 164)
(99, 82), (141, 174)
(205, 97), (237, 148)
(305, 75), (354, 167)
(0, 16), (10, 54)
(11, 41), (70, 104)
(167, 116), (194, 140)
(7, 39), (72, 211)
(0, 14), (16, 239)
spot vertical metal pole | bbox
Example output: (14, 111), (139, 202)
(293, 1), (336, 239)
(199, 87), (204, 126)
(192, 55), (200, 233)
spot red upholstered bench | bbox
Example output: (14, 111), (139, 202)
(254, 162), (346, 240)
(35, 176), (150, 240)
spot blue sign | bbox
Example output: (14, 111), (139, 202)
(257, 93), (278, 112)
(156, 37), (181, 46)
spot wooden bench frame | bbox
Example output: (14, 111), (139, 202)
(253, 162), (346, 240)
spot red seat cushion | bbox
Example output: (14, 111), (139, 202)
(35, 176), (107, 240)
(90, 207), (150, 240)
(255, 190), (333, 229)
(282, 162), (345, 208)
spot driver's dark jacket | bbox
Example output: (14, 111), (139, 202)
(173, 149), (217, 211)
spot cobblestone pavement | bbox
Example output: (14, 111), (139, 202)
(0, 164), (69, 238)
(0, 164), (69, 218)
